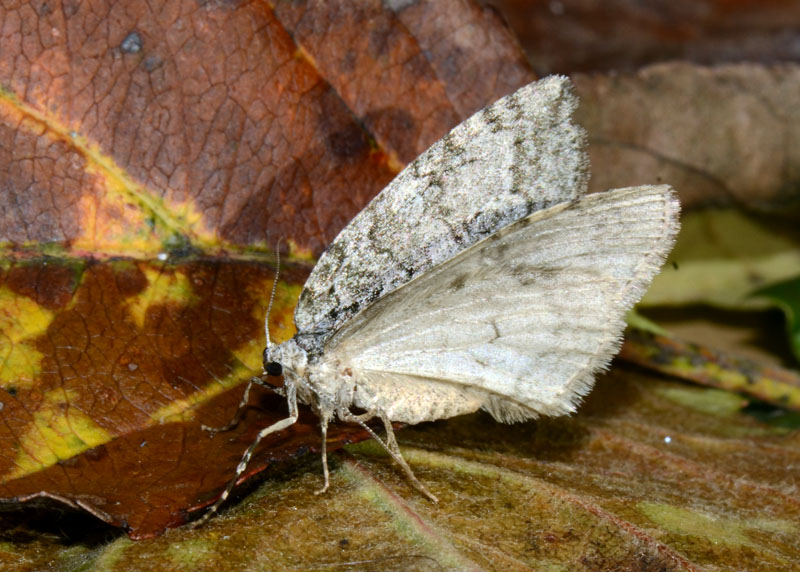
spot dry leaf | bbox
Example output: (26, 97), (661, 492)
(574, 62), (800, 214)
(490, 0), (800, 74)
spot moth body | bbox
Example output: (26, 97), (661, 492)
(272, 338), (485, 427)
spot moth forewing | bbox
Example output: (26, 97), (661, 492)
(323, 185), (680, 424)
(294, 75), (589, 343)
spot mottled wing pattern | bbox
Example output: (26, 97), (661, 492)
(323, 186), (679, 423)
(294, 77), (588, 350)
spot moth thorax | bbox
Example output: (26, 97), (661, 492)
(308, 358), (356, 413)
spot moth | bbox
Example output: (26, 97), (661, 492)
(195, 76), (679, 526)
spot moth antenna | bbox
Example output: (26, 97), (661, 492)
(265, 241), (281, 348)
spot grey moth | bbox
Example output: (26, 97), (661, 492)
(195, 75), (679, 525)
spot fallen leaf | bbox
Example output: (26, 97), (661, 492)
(0, 0), (532, 259)
(620, 328), (800, 411)
(0, 257), (372, 538)
(492, 0), (800, 74)
(641, 207), (800, 307)
(4, 370), (797, 570)
(574, 62), (800, 214)
(2, 2), (799, 570)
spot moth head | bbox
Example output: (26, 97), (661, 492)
(262, 345), (283, 377)
(262, 338), (308, 379)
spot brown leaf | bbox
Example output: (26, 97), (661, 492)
(0, 258), (358, 537)
(3, 1), (797, 568)
(0, 0), (533, 258)
(574, 62), (800, 214)
(1, 388), (369, 539)
(273, 0), (531, 161)
(490, 0), (800, 74)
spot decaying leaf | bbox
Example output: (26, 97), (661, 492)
(575, 62), (800, 214)
(0, 258), (377, 537)
(0, 0), (532, 259)
(620, 328), (800, 411)
(493, 0), (800, 74)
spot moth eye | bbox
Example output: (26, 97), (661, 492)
(265, 361), (283, 377)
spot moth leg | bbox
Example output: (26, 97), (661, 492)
(315, 419), (330, 495)
(342, 411), (438, 503)
(377, 412), (403, 457)
(344, 410), (375, 423)
(191, 383), (299, 528)
(201, 376), (272, 435)
(378, 413), (438, 503)
(312, 409), (372, 496)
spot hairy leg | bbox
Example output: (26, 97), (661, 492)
(201, 376), (272, 434)
(341, 411), (438, 503)
(192, 383), (300, 528)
